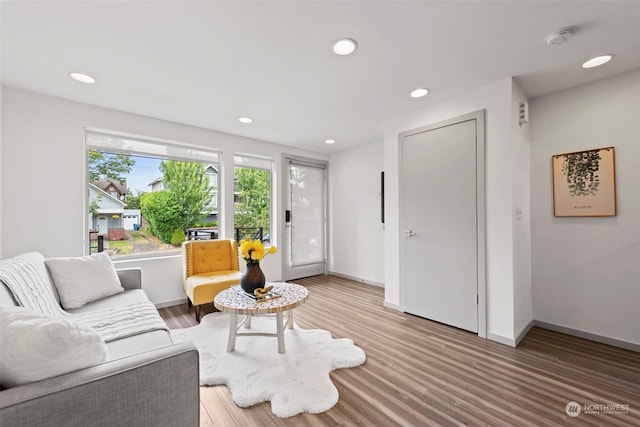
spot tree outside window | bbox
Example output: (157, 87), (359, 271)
(234, 166), (272, 243)
(141, 160), (214, 244)
(88, 148), (218, 256)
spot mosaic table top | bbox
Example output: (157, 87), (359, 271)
(214, 282), (309, 314)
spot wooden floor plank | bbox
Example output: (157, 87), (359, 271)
(159, 275), (640, 426)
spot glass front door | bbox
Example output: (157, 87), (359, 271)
(283, 159), (326, 280)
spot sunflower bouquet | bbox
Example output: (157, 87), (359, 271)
(239, 238), (277, 265)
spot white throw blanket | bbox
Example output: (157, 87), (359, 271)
(73, 301), (168, 342)
(0, 257), (167, 342)
(0, 257), (62, 317)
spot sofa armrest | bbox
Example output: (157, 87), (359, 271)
(0, 342), (199, 427)
(116, 268), (142, 290)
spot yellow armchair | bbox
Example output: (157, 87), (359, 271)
(182, 239), (241, 322)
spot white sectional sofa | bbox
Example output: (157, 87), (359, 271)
(0, 252), (199, 427)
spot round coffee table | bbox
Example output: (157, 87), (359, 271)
(214, 282), (309, 354)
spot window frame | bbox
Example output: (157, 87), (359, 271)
(85, 128), (221, 260)
(233, 154), (275, 247)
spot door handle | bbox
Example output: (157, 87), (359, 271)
(404, 229), (415, 237)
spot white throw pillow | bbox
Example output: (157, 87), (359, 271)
(45, 252), (124, 309)
(0, 306), (108, 387)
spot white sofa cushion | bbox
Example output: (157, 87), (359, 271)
(45, 252), (124, 309)
(0, 306), (108, 387)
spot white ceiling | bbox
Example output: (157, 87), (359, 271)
(2, 1), (639, 153)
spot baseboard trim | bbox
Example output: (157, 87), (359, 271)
(487, 333), (516, 348)
(155, 298), (188, 309)
(383, 301), (401, 311)
(328, 271), (384, 288)
(534, 321), (640, 352)
(515, 319), (535, 347)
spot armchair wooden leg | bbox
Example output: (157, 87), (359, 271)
(195, 305), (201, 323)
(187, 299), (192, 308)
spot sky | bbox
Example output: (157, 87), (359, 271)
(126, 155), (162, 193)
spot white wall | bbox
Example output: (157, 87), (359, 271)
(0, 82), (3, 259)
(329, 140), (384, 285)
(0, 4), (3, 259)
(1, 87), (328, 306)
(511, 82), (533, 341)
(530, 70), (640, 346)
(383, 77), (517, 343)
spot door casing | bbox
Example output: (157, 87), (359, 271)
(281, 155), (328, 281)
(398, 110), (486, 338)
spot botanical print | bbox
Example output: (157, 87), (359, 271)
(561, 149), (601, 196)
(552, 147), (616, 217)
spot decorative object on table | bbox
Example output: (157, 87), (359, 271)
(552, 147), (616, 217)
(171, 312), (366, 418)
(254, 285), (274, 299)
(241, 263), (265, 295)
(239, 239), (277, 295)
(238, 287), (281, 302)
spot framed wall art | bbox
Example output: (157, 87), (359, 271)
(552, 146), (616, 217)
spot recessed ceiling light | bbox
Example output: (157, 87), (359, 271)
(582, 55), (614, 69)
(410, 88), (429, 98)
(69, 72), (95, 84)
(325, 139), (336, 144)
(332, 38), (357, 55)
(238, 117), (253, 124)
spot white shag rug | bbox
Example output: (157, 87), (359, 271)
(170, 312), (366, 418)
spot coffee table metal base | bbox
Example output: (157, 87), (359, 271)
(226, 309), (295, 353)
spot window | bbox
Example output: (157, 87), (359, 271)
(233, 155), (273, 245)
(205, 164), (219, 211)
(86, 130), (220, 258)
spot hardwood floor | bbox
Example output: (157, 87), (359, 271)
(159, 275), (640, 426)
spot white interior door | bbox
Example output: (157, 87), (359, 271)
(283, 159), (326, 280)
(401, 117), (480, 333)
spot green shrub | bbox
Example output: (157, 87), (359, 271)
(170, 228), (186, 246)
(140, 191), (182, 243)
(193, 221), (218, 228)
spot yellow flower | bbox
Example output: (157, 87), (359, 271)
(254, 247), (264, 260)
(240, 239), (252, 258)
(239, 238), (276, 264)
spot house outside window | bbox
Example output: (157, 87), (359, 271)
(87, 130), (220, 258)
